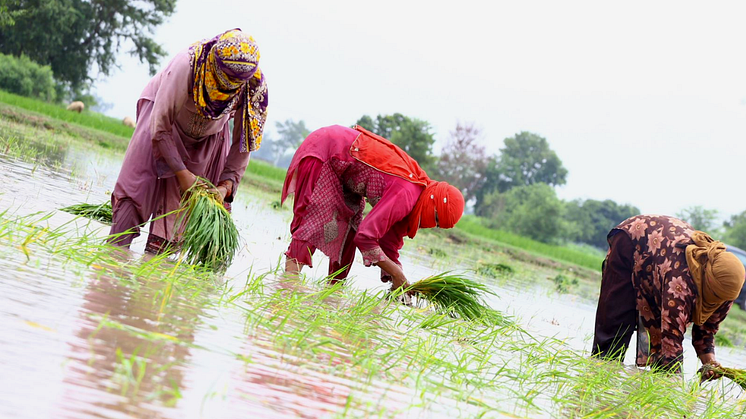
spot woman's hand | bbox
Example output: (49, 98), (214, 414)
(216, 185), (229, 201)
(698, 353), (723, 381)
(175, 170), (199, 194)
(390, 271), (411, 291)
(376, 258), (410, 291)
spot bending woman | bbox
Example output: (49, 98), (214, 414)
(109, 29), (268, 252)
(281, 125), (465, 290)
(592, 214), (745, 374)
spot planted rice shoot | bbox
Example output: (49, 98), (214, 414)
(60, 201), (113, 224)
(700, 365), (746, 390)
(407, 272), (501, 323)
(176, 179), (239, 270)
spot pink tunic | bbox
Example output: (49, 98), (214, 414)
(283, 125), (423, 278)
(110, 50), (250, 245)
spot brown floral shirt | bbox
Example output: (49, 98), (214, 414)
(614, 215), (733, 371)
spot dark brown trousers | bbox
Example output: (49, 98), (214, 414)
(591, 231), (640, 361)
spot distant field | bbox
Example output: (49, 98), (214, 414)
(247, 158), (287, 183)
(0, 90), (135, 138)
(455, 215), (604, 271)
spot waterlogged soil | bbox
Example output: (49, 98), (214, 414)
(2, 121), (746, 418)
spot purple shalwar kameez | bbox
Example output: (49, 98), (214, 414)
(109, 50), (250, 248)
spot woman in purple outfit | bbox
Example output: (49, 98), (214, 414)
(108, 29), (268, 252)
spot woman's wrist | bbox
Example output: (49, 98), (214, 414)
(699, 352), (718, 365)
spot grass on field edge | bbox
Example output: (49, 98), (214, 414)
(0, 89), (134, 138)
(455, 216), (603, 272)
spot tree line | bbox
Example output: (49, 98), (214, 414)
(258, 114), (746, 251)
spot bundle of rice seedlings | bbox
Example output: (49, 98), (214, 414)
(60, 201), (113, 224)
(176, 180), (239, 271)
(699, 364), (746, 390)
(406, 272), (501, 323)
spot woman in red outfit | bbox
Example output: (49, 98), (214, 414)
(281, 125), (465, 290)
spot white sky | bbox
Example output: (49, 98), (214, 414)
(94, 0), (746, 220)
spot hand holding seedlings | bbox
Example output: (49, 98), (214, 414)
(176, 177), (240, 270)
(698, 353), (723, 382)
(176, 170), (209, 195)
(377, 258), (411, 292)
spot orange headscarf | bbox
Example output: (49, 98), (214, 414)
(685, 231), (746, 325)
(349, 125), (465, 238)
(406, 181), (465, 238)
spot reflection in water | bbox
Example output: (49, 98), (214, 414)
(59, 253), (212, 418)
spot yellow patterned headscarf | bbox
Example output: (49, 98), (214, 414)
(686, 231), (746, 325)
(189, 29), (268, 152)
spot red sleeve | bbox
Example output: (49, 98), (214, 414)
(353, 183), (419, 267)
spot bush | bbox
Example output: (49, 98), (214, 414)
(0, 53), (56, 101)
(481, 183), (565, 244)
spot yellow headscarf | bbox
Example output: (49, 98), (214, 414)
(189, 29), (268, 152)
(685, 231), (745, 325)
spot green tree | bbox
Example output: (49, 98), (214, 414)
(0, 0), (176, 91)
(474, 155), (499, 215)
(355, 113), (436, 170)
(474, 132), (567, 213)
(271, 119), (310, 166)
(481, 183), (565, 243)
(435, 122), (487, 203)
(676, 206), (721, 234)
(495, 131), (567, 192)
(564, 199), (640, 248)
(0, 1), (19, 28)
(0, 53), (56, 101)
(723, 211), (746, 249)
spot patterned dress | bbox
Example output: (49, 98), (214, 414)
(283, 125), (424, 279)
(612, 215), (733, 370)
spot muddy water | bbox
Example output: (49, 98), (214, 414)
(0, 138), (745, 418)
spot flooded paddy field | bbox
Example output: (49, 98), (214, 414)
(1, 116), (746, 418)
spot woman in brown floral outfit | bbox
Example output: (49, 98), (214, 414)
(592, 214), (745, 374)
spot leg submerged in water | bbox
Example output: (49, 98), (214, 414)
(107, 198), (142, 247)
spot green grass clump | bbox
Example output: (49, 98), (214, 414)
(407, 272), (500, 323)
(551, 273), (579, 293)
(60, 201), (113, 224)
(700, 365), (746, 390)
(476, 262), (514, 277)
(176, 181), (239, 270)
(246, 158), (287, 182)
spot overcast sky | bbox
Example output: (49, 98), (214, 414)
(94, 0), (746, 221)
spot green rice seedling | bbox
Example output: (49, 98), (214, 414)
(60, 201), (113, 224)
(476, 262), (514, 278)
(700, 364), (746, 390)
(405, 272), (502, 323)
(427, 247), (448, 258)
(176, 180), (239, 271)
(550, 273), (579, 294)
